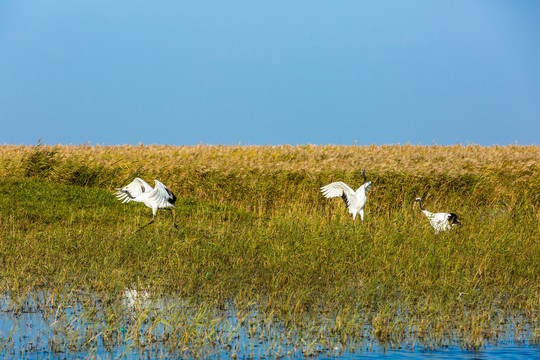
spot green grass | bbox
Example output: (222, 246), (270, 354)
(0, 145), (538, 354)
(1, 174), (538, 304)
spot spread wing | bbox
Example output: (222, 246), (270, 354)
(115, 178), (153, 203)
(149, 180), (176, 208)
(321, 182), (355, 208)
(357, 181), (372, 193)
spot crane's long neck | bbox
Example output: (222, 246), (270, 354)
(121, 189), (136, 199)
(417, 199), (425, 211)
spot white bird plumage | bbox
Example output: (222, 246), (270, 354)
(321, 169), (372, 222)
(414, 197), (460, 234)
(115, 178), (178, 228)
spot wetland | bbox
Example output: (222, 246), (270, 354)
(0, 144), (538, 358)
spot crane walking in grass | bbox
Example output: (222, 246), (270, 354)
(321, 169), (372, 224)
(414, 197), (460, 234)
(115, 178), (178, 229)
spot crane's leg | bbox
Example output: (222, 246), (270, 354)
(138, 208), (157, 231)
(138, 217), (154, 231)
(169, 208), (178, 229)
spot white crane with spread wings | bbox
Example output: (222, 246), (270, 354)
(321, 169), (372, 223)
(115, 178), (178, 228)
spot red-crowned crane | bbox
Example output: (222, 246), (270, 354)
(115, 178), (177, 228)
(321, 169), (371, 223)
(414, 197), (460, 234)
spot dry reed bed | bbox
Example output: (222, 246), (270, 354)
(1, 144), (538, 212)
(1, 144), (538, 177)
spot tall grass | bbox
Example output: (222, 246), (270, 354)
(0, 144), (538, 354)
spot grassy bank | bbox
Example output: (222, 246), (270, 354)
(0, 144), (538, 352)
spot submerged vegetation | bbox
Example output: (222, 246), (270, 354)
(0, 144), (538, 357)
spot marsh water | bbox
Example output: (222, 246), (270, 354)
(1, 291), (539, 359)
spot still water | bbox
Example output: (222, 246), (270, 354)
(1, 292), (538, 359)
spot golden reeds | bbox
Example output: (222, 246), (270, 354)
(1, 144), (538, 177)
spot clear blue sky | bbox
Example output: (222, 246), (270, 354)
(1, 1), (539, 146)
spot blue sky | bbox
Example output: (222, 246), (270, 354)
(1, 1), (539, 146)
